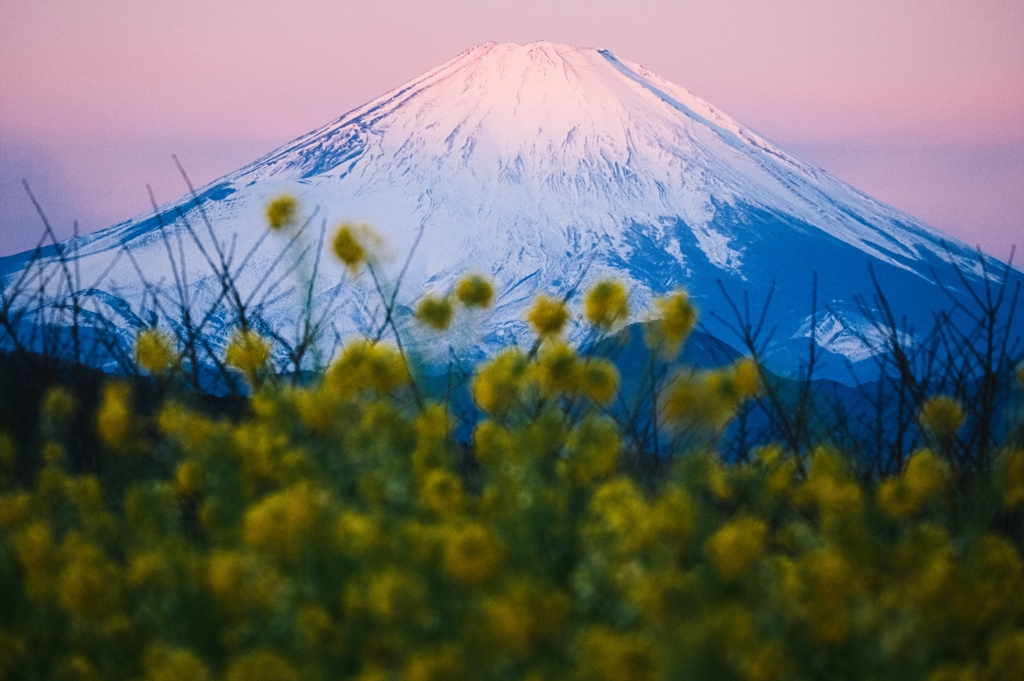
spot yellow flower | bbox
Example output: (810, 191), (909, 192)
(653, 290), (697, 355)
(279, 448), (312, 481)
(919, 394), (965, 438)
(412, 440), (448, 478)
(325, 340), (373, 394)
(420, 469), (465, 516)
(416, 294), (454, 331)
(587, 478), (654, 555)
(243, 483), (321, 556)
(207, 551), (246, 601)
(335, 511), (381, 556)
(16, 521), (53, 574)
(664, 367), (743, 431)
(225, 329), (270, 376)
(483, 594), (534, 653)
(174, 460), (203, 497)
(927, 663), (983, 681)
(651, 486), (695, 546)
(796, 448), (863, 523)
(472, 349), (532, 416)
(366, 568), (427, 622)
(527, 294), (569, 337)
(252, 392), (276, 419)
(96, 382), (131, 449)
(135, 328), (176, 374)
(231, 422), (283, 484)
(706, 517), (767, 579)
(442, 522), (502, 586)
(736, 643), (792, 681)
(580, 358), (619, 405)
(35, 467), (68, 505)
(414, 403), (450, 446)
(42, 386), (76, 422)
(404, 646), (461, 681)
(198, 501), (217, 531)
(325, 340), (409, 396)
(225, 649), (299, 681)
(704, 456), (737, 499)
(141, 644), (213, 681)
(803, 548), (855, 643)
(295, 603), (334, 648)
(535, 342), (581, 395)
(157, 403), (213, 450)
(56, 656), (100, 681)
(295, 389), (334, 434)
(999, 449), (1024, 508)
(65, 478), (109, 536)
(480, 580), (568, 654)
(15, 522), (55, 602)
(732, 357), (761, 398)
(456, 274), (494, 308)
(560, 416), (620, 486)
(332, 223), (384, 272)
(266, 194), (298, 231)
(619, 566), (684, 627)
(903, 448), (948, 497)
(967, 533), (1022, 622)
(127, 550), (170, 588)
(758, 445), (798, 498)
(578, 626), (665, 681)
(58, 535), (122, 620)
(473, 420), (514, 465)
(0, 492), (31, 530)
(987, 631), (1024, 681)
(585, 279), (629, 329)
(877, 449), (948, 519)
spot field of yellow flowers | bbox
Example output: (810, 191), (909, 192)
(2, 200), (1023, 681)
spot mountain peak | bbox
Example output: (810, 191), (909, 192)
(440, 41), (756, 146)
(242, 41), (950, 275)
(468, 40), (597, 57)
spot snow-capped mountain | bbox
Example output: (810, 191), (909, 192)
(2, 42), (1018, 381)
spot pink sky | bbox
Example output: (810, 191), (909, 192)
(1, 0), (1021, 259)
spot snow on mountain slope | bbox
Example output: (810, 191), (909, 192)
(2, 42), (1018, 380)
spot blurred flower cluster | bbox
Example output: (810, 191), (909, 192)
(1, 207), (1023, 681)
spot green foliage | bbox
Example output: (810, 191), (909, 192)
(2, 287), (1023, 681)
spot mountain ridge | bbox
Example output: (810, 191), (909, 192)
(2, 41), (1019, 382)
